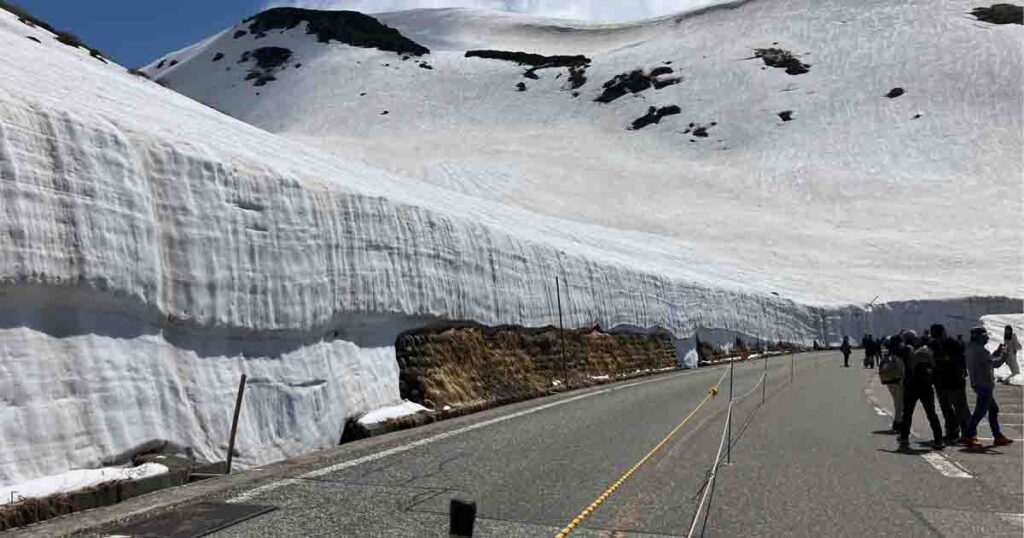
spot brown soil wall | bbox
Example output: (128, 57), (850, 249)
(396, 326), (677, 409)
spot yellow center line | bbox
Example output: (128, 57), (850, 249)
(554, 368), (730, 538)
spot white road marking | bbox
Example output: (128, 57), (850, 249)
(998, 513), (1024, 526)
(863, 383), (979, 479)
(920, 452), (973, 478)
(977, 437), (1024, 442)
(229, 368), (716, 503)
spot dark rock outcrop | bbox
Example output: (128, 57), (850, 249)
(778, 110), (794, 121)
(465, 49), (590, 68)
(971, 4), (1023, 24)
(239, 47), (294, 86)
(244, 7), (430, 55)
(595, 68), (682, 103)
(630, 105), (682, 130)
(886, 87), (905, 98)
(753, 48), (810, 75)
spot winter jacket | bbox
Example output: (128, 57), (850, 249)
(901, 345), (934, 386)
(965, 342), (1004, 389)
(930, 337), (967, 389)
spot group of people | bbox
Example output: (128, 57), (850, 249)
(839, 324), (1020, 451)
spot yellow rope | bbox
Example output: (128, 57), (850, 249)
(553, 369), (729, 538)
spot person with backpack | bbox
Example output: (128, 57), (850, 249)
(840, 336), (852, 367)
(897, 331), (944, 450)
(929, 324), (970, 445)
(878, 334), (905, 433)
(964, 327), (1014, 448)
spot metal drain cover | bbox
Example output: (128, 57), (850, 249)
(113, 501), (275, 537)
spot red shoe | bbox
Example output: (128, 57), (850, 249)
(964, 438), (984, 449)
(994, 436), (1015, 447)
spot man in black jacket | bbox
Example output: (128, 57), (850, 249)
(898, 331), (944, 450)
(929, 324), (970, 444)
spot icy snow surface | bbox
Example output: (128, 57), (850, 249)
(0, 2), (1021, 487)
(0, 463), (168, 506)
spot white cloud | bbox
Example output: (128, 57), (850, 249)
(261, 0), (728, 22)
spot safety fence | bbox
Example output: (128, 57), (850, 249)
(553, 352), (805, 538)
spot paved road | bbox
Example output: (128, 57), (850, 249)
(21, 351), (1023, 537)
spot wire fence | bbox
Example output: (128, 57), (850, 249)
(686, 353), (795, 538)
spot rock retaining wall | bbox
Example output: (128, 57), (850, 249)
(396, 326), (677, 409)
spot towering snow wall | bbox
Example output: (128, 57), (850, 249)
(0, 7), (1018, 488)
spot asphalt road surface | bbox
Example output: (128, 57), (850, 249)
(21, 351), (1023, 537)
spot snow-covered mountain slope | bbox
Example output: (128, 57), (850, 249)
(0, 5), (841, 487)
(146, 1), (1024, 303)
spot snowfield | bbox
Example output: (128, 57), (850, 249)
(0, 1), (1020, 488)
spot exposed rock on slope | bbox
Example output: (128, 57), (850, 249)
(971, 4), (1023, 24)
(241, 7), (429, 55)
(753, 47), (810, 75)
(595, 67), (682, 103)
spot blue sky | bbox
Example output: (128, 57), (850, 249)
(11, 1), (711, 67)
(13, 1), (266, 67)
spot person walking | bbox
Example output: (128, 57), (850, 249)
(929, 324), (970, 445)
(897, 331), (944, 450)
(964, 328), (1014, 448)
(878, 334), (905, 433)
(1001, 325), (1021, 381)
(840, 336), (852, 367)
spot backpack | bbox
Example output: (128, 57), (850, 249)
(879, 355), (902, 384)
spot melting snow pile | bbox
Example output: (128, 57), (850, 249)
(0, 464), (168, 506)
(357, 401), (430, 426)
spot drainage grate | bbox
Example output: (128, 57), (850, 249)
(112, 501), (275, 537)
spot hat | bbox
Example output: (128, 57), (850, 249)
(970, 327), (988, 336)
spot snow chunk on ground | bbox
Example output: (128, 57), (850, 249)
(0, 463), (168, 505)
(357, 401), (430, 425)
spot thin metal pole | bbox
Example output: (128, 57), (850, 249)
(727, 359), (734, 464)
(557, 277), (567, 385)
(762, 353), (767, 405)
(790, 353), (794, 383)
(226, 373), (247, 474)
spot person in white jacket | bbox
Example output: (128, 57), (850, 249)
(1000, 325), (1021, 380)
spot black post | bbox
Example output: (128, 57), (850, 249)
(226, 373), (247, 474)
(450, 498), (477, 538)
(762, 352), (767, 405)
(557, 277), (567, 386)
(727, 359), (734, 464)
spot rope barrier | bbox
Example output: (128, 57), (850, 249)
(687, 402), (732, 538)
(553, 368), (729, 538)
(732, 372), (766, 402)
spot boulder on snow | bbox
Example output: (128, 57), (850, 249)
(886, 87), (905, 98)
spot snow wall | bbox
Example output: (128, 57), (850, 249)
(0, 13), (1021, 486)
